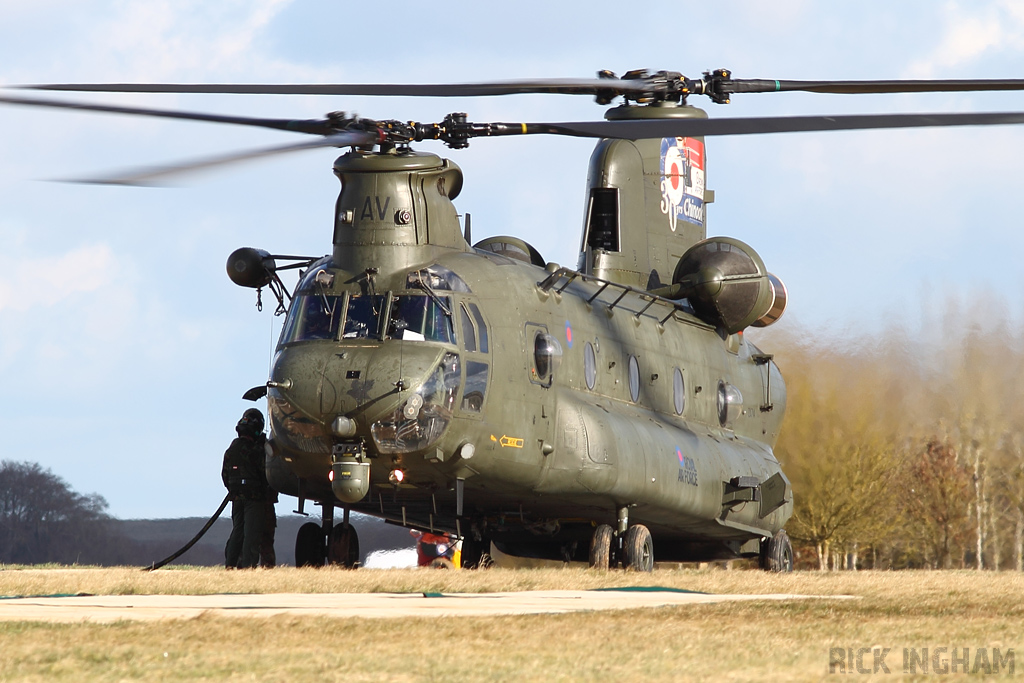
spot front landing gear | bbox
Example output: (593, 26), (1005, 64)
(328, 523), (359, 568)
(295, 522), (325, 567)
(760, 529), (793, 572)
(294, 503), (360, 568)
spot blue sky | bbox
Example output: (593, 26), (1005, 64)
(2, 0), (1024, 518)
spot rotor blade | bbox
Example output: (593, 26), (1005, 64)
(22, 79), (655, 97)
(0, 93), (332, 135)
(727, 78), (1024, 96)
(63, 131), (375, 186)
(523, 111), (1024, 140)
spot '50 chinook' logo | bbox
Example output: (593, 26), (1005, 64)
(676, 447), (698, 486)
(659, 137), (705, 233)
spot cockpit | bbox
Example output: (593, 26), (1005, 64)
(278, 264), (466, 346)
(279, 293), (455, 344)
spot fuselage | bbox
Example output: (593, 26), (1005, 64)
(266, 244), (791, 561)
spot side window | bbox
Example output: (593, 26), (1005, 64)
(673, 367), (685, 415)
(628, 355), (640, 402)
(459, 301), (490, 413)
(462, 361), (489, 412)
(584, 342), (597, 390)
(460, 304), (477, 352)
(469, 303), (489, 353)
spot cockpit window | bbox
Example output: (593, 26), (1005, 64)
(280, 294), (343, 343)
(407, 265), (471, 293)
(387, 294), (455, 343)
(343, 295), (384, 339)
(281, 292), (452, 344)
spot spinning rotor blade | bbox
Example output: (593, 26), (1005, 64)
(0, 93), (334, 135)
(23, 78), (654, 98)
(521, 110), (1024, 140)
(64, 131), (376, 186)
(25, 74), (1024, 104)
(724, 78), (1024, 96)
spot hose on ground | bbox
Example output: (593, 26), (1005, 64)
(142, 493), (231, 571)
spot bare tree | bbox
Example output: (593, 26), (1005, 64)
(0, 460), (127, 565)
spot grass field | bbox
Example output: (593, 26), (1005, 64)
(1, 567), (1021, 681)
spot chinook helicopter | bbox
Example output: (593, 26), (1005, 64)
(5, 71), (1024, 571)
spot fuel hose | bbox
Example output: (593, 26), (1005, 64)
(142, 493), (231, 571)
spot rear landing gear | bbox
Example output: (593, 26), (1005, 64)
(622, 524), (654, 572)
(760, 529), (793, 572)
(589, 515), (654, 572)
(588, 524), (614, 569)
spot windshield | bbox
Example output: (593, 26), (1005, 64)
(280, 294), (343, 343)
(280, 292), (453, 344)
(387, 294), (454, 343)
(343, 295), (384, 339)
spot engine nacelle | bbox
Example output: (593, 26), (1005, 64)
(751, 273), (788, 328)
(672, 237), (777, 334)
(226, 247), (276, 288)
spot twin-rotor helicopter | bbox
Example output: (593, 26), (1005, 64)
(5, 69), (1024, 570)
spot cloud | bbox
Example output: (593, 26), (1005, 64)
(906, 1), (1024, 76)
(0, 243), (117, 312)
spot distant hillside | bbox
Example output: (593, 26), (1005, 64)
(114, 513), (416, 568)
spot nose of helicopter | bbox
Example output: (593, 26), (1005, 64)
(267, 341), (454, 453)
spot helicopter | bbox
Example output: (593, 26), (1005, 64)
(5, 70), (1024, 571)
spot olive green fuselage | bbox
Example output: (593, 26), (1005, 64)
(265, 126), (790, 563)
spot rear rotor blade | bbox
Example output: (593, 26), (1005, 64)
(529, 110), (1024, 140)
(0, 93), (333, 135)
(64, 131), (375, 186)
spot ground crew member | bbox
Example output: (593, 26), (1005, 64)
(222, 408), (267, 569)
(260, 487), (278, 568)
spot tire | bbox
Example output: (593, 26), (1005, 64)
(622, 524), (654, 572)
(295, 522), (325, 567)
(429, 557), (454, 569)
(461, 535), (490, 569)
(760, 530), (794, 573)
(328, 523), (360, 568)
(589, 524), (614, 570)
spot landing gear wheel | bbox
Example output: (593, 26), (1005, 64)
(295, 521), (325, 567)
(589, 524), (614, 569)
(328, 523), (360, 568)
(760, 529), (793, 572)
(622, 524), (654, 572)
(429, 557), (455, 569)
(460, 534), (492, 569)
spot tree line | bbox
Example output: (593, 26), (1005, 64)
(0, 460), (137, 565)
(758, 293), (1024, 570)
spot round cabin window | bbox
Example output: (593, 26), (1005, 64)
(673, 367), (685, 415)
(584, 342), (597, 390)
(628, 355), (640, 402)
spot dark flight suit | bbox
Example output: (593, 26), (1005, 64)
(260, 488), (278, 568)
(222, 433), (267, 568)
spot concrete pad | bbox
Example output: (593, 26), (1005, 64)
(0, 590), (853, 623)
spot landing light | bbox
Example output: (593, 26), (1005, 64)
(389, 468), (405, 485)
(328, 469), (334, 482)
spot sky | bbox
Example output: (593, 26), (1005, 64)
(3, 0), (1024, 519)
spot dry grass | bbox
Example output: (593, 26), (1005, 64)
(1, 567), (1022, 681)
